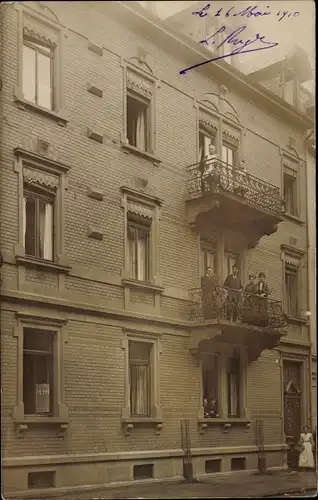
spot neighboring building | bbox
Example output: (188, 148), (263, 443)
(0, 1), (314, 496)
(304, 127), (316, 431)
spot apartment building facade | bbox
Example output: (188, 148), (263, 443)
(0, 1), (314, 496)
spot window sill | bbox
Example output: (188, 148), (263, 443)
(282, 213), (304, 225)
(121, 417), (163, 436)
(121, 142), (161, 166)
(122, 279), (164, 294)
(14, 92), (68, 127)
(198, 418), (251, 434)
(16, 256), (71, 273)
(14, 417), (69, 437)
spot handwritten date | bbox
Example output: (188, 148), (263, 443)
(192, 3), (300, 22)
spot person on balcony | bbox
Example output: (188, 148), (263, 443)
(199, 143), (219, 194)
(254, 272), (269, 327)
(242, 274), (257, 324)
(201, 267), (217, 320)
(224, 265), (243, 322)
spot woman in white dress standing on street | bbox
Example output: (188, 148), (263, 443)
(298, 426), (315, 470)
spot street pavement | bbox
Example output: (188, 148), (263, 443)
(56, 470), (317, 500)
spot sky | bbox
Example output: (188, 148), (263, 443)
(138, 1), (315, 93)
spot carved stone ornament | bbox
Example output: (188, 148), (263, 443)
(127, 70), (152, 99)
(285, 255), (300, 268)
(223, 130), (239, 146)
(23, 26), (57, 47)
(283, 162), (297, 177)
(199, 118), (218, 135)
(127, 201), (153, 219)
(23, 167), (59, 189)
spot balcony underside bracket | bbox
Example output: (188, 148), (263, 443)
(189, 325), (223, 354)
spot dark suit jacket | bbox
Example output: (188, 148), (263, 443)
(201, 275), (215, 303)
(255, 282), (269, 297)
(224, 274), (243, 291)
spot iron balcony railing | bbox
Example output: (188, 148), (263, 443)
(189, 286), (288, 331)
(186, 158), (285, 215)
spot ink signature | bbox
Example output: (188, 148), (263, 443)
(180, 25), (278, 75)
(192, 3), (300, 22)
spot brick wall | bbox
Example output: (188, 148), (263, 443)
(0, 0), (311, 490)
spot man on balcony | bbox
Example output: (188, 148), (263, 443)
(224, 265), (243, 322)
(201, 266), (217, 319)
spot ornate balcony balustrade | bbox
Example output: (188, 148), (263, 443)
(189, 286), (288, 332)
(186, 158), (285, 215)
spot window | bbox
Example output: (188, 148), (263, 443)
(283, 172), (298, 216)
(13, 315), (69, 431)
(133, 464), (154, 480)
(200, 244), (217, 277)
(202, 355), (219, 417)
(23, 328), (54, 415)
(14, 148), (70, 268)
(127, 92), (150, 152)
(224, 252), (239, 278)
(28, 471), (55, 489)
(222, 144), (236, 166)
(199, 130), (216, 163)
(127, 214), (150, 282)
(24, 186), (54, 261)
(285, 265), (299, 317)
(23, 37), (53, 110)
(227, 355), (240, 417)
(129, 341), (151, 417)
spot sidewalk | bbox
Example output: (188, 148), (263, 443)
(56, 470), (317, 500)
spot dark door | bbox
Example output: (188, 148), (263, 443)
(283, 361), (302, 469)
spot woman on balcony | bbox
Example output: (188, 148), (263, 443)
(242, 274), (257, 324)
(199, 144), (219, 194)
(254, 272), (269, 327)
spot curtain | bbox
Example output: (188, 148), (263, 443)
(137, 231), (147, 281)
(228, 373), (238, 416)
(22, 45), (36, 103)
(37, 51), (52, 110)
(36, 383), (50, 413)
(130, 364), (149, 416)
(136, 110), (146, 151)
(285, 271), (298, 316)
(41, 202), (53, 260)
(23, 196), (26, 249)
(204, 135), (211, 159)
(128, 226), (137, 279)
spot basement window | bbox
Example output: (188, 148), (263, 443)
(231, 457), (246, 471)
(133, 464), (154, 480)
(205, 459), (221, 473)
(28, 471), (55, 489)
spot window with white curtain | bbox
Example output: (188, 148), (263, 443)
(227, 355), (240, 417)
(129, 340), (151, 417)
(23, 37), (53, 110)
(23, 328), (54, 415)
(283, 171), (298, 216)
(285, 264), (299, 317)
(23, 187), (54, 261)
(127, 215), (150, 282)
(199, 130), (216, 163)
(127, 93), (150, 152)
(222, 143), (236, 166)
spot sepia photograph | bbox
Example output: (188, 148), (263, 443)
(0, 1), (316, 499)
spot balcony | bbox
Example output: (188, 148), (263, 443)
(188, 286), (288, 361)
(186, 159), (285, 248)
